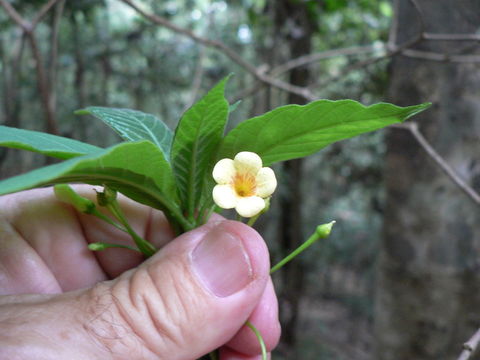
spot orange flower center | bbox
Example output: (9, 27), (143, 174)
(233, 173), (256, 197)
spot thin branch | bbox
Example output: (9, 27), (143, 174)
(423, 33), (480, 41)
(26, 31), (58, 134)
(270, 44), (379, 76)
(393, 122), (480, 206)
(31, 0), (60, 28)
(120, 0), (316, 101)
(183, 44), (205, 112)
(409, 0), (426, 34)
(49, 0), (65, 113)
(0, 0), (59, 134)
(387, 0), (400, 47)
(231, 45), (380, 103)
(400, 48), (480, 63)
(457, 328), (480, 360)
(309, 34), (422, 92)
(0, 1), (30, 31)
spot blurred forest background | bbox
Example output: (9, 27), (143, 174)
(0, 0), (479, 359)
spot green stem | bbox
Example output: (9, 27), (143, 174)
(107, 200), (157, 257)
(91, 209), (127, 232)
(270, 221), (335, 274)
(246, 213), (260, 227)
(246, 321), (267, 360)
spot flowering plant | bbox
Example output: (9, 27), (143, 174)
(0, 76), (429, 359)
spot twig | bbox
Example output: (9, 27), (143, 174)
(183, 45), (205, 111)
(423, 33), (480, 41)
(387, 0), (400, 48)
(0, 0), (29, 31)
(409, 0), (426, 34)
(49, 0), (65, 113)
(457, 328), (480, 360)
(0, 0), (60, 134)
(271, 44), (380, 76)
(393, 122), (480, 206)
(400, 49), (480, 63)
(310, 33), (422, 91)
(231, 44), (380, 103)
(31, 0), (60, 28)
(120, 0), (316, 101)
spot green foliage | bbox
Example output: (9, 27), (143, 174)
(0, 78), (430, 232)
(219, 100), (431, 166)
(75, 107), (174, 160)
(0, 125), (102, 159)
(171, 76), (230, 219)
(0, 140), (187, 229)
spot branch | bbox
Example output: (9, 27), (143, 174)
(457, 328), (480, 360)
(231, 44), (380, 103)
(32, 0), (60, 28)
(393, 122), (480, 206)
(308, 34), (421, 91)
(400, 48), (480, 63)
(387, 0), (400, 47)
(0, 0), (59, 134)
(409, 0), (426, 34)
(120, 0), (316, 101)
(0, 0), (30, 31)
(49, 0), (66, 112)
(423, 33), (480, 41)
(273, 44), (381, 76)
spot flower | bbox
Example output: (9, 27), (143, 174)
(212, 151), (277, 217)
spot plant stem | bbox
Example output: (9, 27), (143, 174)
(91, 209), (127, 232)
(246, 213), (260, 227)
(107, 200), (157, 257)
(270, 221), (335, 274)
(246, 321), (267, 360)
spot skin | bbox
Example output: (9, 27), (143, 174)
(0, 185), (280, 360)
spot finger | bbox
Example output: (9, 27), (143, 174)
(0, 220), (271, 360)
(0, 215), (62, 295)
(0, 187), (106, 292)
(224, 278), (280, 355)
(1, 186), (174, 286)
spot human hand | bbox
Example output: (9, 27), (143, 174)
(0, 186), (280, 360)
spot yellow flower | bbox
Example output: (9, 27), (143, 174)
(212, 151), (277, 217)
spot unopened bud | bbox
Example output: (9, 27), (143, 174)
(96, 186), (117, 206)
(54, 184), (96, 214)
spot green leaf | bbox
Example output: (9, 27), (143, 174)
(75, 107), (173, 159)
(171, 76), (230, 218)
(0, 141), (190, 230)
(0, 125), (102, 159)
(219, 100), (431, 165)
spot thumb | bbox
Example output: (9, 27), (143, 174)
(85, 219), (271, 359)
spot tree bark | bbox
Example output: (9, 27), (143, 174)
(375, 1), (480, 359)
(274, 0), (315, 349)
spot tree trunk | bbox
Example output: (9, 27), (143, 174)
(275, 0), (314, 349)
(375, 1), (480, 359)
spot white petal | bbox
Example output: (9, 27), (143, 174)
(234, 152), (262, 175)
(212, 158), (235, 184)
(255, 167), (277, 198)
(235, 196), (265, 217)
(212, 184), (238, 209)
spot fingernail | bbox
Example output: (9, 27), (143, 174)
(191, 223), (253, 297)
